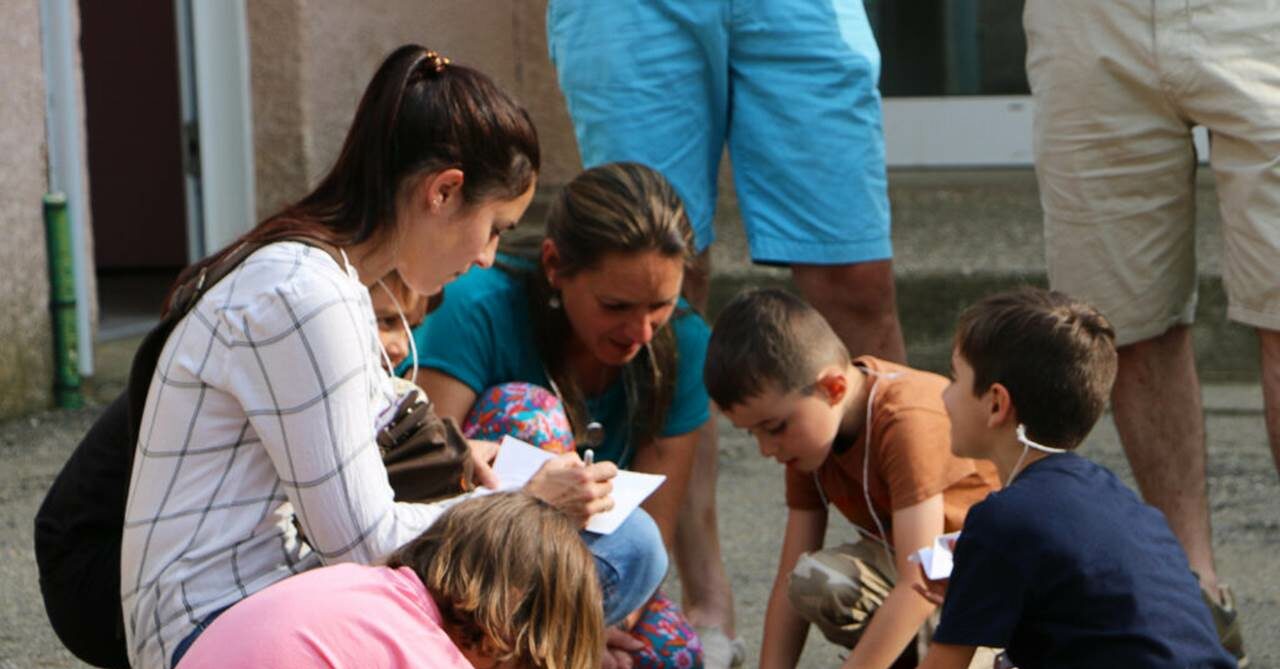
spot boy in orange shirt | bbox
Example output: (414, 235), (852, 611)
(705, 288), (998, 669)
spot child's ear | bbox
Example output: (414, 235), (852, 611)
(985, 383), (1017, 429)
(815, 371), (848, 406)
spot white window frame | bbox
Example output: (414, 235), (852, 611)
(883, 96), (1209, 168)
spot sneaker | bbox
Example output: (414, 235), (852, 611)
(694, 625), (745, 669)
(729, 635), (746, 667)
(1201, 584), (1248, 667)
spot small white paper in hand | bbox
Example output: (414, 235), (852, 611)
(482, 436), (666, 535)
(584, 470), (665, 535)
(486, 436), (555, 492)
(909, 531), (961, 580)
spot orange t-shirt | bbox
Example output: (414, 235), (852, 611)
(785, 356), (999, 540)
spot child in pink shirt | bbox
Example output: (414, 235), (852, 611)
(177, 493), (603, 669)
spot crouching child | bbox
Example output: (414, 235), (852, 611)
(706, 289), (1000, 668)
(919, 288), (1234, 668)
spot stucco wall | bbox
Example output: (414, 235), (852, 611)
(0, 1), (54, 417)
(249, 0), (582, 220)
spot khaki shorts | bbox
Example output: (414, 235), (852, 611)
(1025, 0), (1280, 345)
(788, 541), (999, 668)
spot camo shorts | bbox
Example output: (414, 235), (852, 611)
(788, 541), (1002, 668)
(788, 540), (896, 648)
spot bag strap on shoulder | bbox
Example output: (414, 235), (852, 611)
(164, 237), (345, 322)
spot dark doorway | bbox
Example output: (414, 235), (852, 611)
(80, 0), (187, 336)
(867, 0), (1029, 97)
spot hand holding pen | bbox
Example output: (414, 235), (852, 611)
(524, 421), (615, 526)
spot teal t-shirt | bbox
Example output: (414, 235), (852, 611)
(402, 258), (710, 468)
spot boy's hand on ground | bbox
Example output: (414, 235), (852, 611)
(524, 453), (617, 526)
(601, 628), (644, 669)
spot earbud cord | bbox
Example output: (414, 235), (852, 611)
(812, 367), (902, 570)
(374, 277), (420, 386)
(1005, 424), (1066, 486)
(861, 372), (896, 572)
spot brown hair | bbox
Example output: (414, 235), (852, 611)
(953, 287), (1118, 449)
(165, 44), (539, 312)
(504, 162), (695, 454)
(704, 287), (850, 409)
(385, 493), (603, 669)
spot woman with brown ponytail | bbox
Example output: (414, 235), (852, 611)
(408, 162), (712, 668)
(120, 46), (658, 669)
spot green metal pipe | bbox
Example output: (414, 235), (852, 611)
(44, 192), (83, 409)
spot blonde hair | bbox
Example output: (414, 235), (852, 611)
(385, 493), (603, 669)
(373, 270), (429, 327)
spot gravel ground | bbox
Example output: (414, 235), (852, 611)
(2, 396), (1277, 668)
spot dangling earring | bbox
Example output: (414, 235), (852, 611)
(549, 292), (562, 309)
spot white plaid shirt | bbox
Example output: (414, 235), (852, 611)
(121, 242), (448, 669)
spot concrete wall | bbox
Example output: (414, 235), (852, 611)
(0, 1), (54, 417)
(248, 0), (582, 221)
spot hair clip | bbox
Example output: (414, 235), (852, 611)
(423, 49), (451, 73)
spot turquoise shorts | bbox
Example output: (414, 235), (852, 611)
(547, 0), (891, 265)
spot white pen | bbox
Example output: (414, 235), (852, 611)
(584, 421), (604, 467)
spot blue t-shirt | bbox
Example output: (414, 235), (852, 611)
(403, 260), (710, 469)
(933, 453), (1232, 668)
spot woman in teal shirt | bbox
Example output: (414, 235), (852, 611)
(406, 163), (710, 667)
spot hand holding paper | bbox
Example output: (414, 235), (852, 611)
(909, 531), (961, 581)
(490, 436), (665, 534)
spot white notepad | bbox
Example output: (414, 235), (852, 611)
(483, 436), (666, 535)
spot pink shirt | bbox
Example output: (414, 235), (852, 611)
(177, 564), (474, 669)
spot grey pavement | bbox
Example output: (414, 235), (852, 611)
(3, 390), (1278, 668)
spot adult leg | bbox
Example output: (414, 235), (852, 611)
(792, 261), (906, 362)
(1176, 0), (1280, 481)
(1261, 330), (1280, 478)
(682, 249), (712, 315)
(674, 249), (737, 637)
(1025, 0), (1211, 580)
(1110, 326), (1219, 590)
(675, 250), (742, 669)
(727, 1), (903, 364)
(583, 510), (671, 626)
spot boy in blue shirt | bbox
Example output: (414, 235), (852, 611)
(919, 288), (1235, 668)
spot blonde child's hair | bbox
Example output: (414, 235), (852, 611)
(385, 492), (603, 669)
(374, 270), (429, 327)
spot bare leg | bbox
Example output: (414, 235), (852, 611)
(675, 419), (737, 637)
(683, 248), (713, 315)
(1111, 325), (1219, 590)
(790, 260), (907, 363)
(676, 249), (737, 639)
(1259, 328), (1280, 478)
